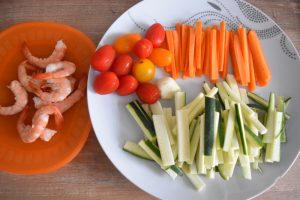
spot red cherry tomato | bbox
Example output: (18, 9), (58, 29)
(145, 23), (165, 48)
(134, 39), (153, 58)
(93, 72), (119, 95)
(116, 75), (138, 96)
(91, 45), (116, 72)
(110, 54), (133, 76)
(136, 83), (161, 104)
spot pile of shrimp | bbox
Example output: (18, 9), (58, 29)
(0, 40), (87, 143)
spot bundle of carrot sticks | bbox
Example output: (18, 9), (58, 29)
(164, 21), (271, 91)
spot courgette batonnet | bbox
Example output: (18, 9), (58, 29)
(123, 75), (291, 192)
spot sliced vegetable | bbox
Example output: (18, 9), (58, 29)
(153, 115), (175, 166)
(248, 30), (271, 86)
(177, 109), (190, 162)
(126, 100), (156, 141)
(123, 141), (152, 160)
(204, 97), (216, 155)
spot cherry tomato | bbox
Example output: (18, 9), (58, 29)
(93, 72), (119, 95)
(116, 75), (138, 96)
(114, 33), (142, 54)
(148, 48), (172, 67)
(110, 54), (133, 76)
(136, 83), (161, 104)
(91, 45), (116, 72)
(134, 39), (153, 58)
(132, 59), (155, 82)
(145, 23), (165, 48)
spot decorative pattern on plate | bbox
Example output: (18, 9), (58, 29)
(280, 34), (297, 60)
(235, 0), (269, 23)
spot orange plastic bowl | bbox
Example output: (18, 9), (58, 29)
(0, 22), (95, 174)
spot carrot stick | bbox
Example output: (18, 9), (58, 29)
(181, 24), (188, 72)
(221, 30), (230, 79)
(183, 27), (190, 79)
(229, 31), (240, 82)
(176, 24), (182, 71)
(238, 27), (250, 83)
(165, 30), (178, 79)
(219, 21), (226, 72)
(188, 26), (196, 77)
(248, 48), (256, 91)
(199, 30), (206, 76)
(233, 33), (247, 86)
(210, 29), (218, 82)
(203, 27), (211, 76)
(248, 30), (271, 86)
(172, 30), (180, 75)
(195, 21), (202, 70)
(216, 28), (220, 72)
(184, 25), (193, 71)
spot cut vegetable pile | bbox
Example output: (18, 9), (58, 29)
(123, 75), (291, 191)
(164, 22), (271, 91)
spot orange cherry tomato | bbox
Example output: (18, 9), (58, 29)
(145, 23), (165, 48)
(91, 45), (116, 72)
(116, 75), (138, 96)
(114, 33), (142, 54)
(148, 48), (172, 67)
(93, 72), (119, 95)
(132, 59), (155, 83)
(134, 38), (153, 58)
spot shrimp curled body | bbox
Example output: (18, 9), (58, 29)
(22, 40), (67, 69)
(17, 105), (63, 143)
(0, 80), (28, 115)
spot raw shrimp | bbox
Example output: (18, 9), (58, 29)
(18, 61), (43, 94)
(32, 77), (72, 103)
(17, 105), (63, 143)
(33, 61), (76, 80)
(33, 76), (87, 113)
(22, 40), (67, 69)
(0, 80), (28, 115)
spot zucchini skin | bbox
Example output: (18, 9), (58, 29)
(204, 97), (216, 155)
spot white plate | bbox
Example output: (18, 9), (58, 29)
(87, 0), (300, 199)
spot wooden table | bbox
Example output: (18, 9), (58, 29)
(0, 0), (299, 199)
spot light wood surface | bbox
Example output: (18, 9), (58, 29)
(0, 0), (299, 199)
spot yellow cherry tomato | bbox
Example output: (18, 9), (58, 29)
(148, 48), (173, 67)
(113, 33), (142, 54)
(132, 59), (155, 82)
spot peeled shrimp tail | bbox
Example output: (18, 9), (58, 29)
(33, 61), (76, 80)
(22, 40), (67, 69)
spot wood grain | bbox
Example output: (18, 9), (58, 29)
(0, 0), (299, 199)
